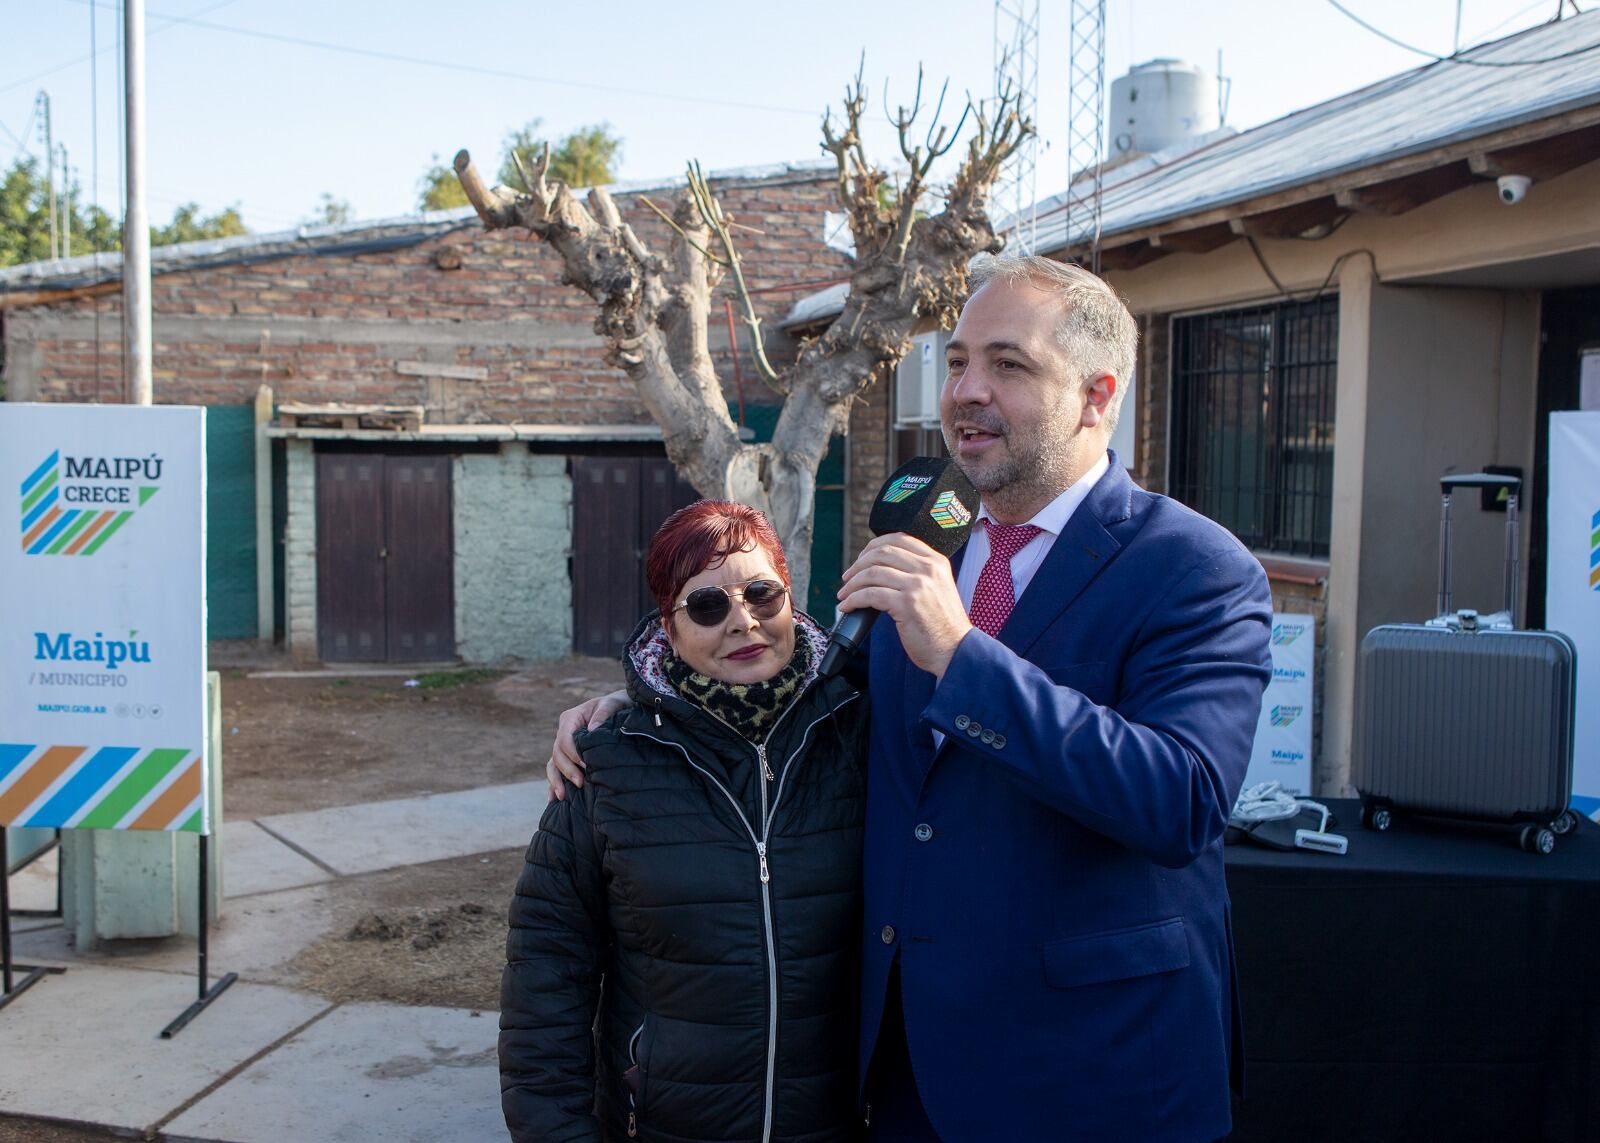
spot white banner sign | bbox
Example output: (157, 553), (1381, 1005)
(0, 404), (208, 833)
(1244, 612), (1315, 795)
(1547, 412), (1600, 821)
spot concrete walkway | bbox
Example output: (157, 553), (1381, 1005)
(1, 781), (546, 1141)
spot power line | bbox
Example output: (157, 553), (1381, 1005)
(1324, 0), (1600, 66)
(0, 0), (241, 97)
(1472, 0), (1571, 40)
(49, 0), (819, 118)
(4, 105), (36, 165)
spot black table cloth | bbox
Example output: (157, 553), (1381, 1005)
(1224, 799), (1600, 1143)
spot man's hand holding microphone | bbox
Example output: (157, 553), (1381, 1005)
(824, 456), (979, 681)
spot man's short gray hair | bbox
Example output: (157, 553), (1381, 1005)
(968, 254), (1139, 432)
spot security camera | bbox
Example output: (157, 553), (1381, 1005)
(1497, 175), (1532, 205)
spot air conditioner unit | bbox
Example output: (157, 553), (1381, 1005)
(894, 331), (946, 427)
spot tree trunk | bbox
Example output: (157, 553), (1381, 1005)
(449, 75), (1027, 612)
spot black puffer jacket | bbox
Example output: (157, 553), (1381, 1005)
(500, 612), (868, 1143)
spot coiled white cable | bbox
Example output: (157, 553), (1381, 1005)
(1231, 781), (1307, 825)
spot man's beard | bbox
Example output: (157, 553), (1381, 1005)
(943, 406), (1083, 508)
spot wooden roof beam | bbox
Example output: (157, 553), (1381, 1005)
(1148, 222), (1235, 254)
(1095, 240), (1171, 271)
(1334, 161), (1476, 215)
(1085, 105), (1600, 254)
(1467, 123), (1600, 183)
(1227, 196), (1346, 239)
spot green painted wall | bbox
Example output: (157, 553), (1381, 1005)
(739, 405), (844, 624)
(205, 405), (258, 639)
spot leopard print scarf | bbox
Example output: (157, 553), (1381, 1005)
(662, 637), (809, 743)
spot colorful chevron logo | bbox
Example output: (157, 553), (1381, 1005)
(1270, 704), (1303, 727)
(928, 490), (972, 529)
(1590, 508), (1598, 592)
(881, 474), (929, 503)
(19, 451), (158, 556)
(1272, 622), (1307, 646)
(0, 743), (203, 832)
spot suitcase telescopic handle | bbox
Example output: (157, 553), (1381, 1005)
(1438, 473), (1520, 623)
(1439, 474), (1521, 494)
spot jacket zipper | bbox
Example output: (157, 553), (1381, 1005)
(627, 1022), (645, 1137)
(618, 688), (857, 1143)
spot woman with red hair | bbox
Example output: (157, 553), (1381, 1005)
(500, 500), (868, 1143)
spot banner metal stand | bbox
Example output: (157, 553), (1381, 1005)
(8, 829), (63, 920)
(0, 824), (67, 1013)
(159, 832), (236, 1038)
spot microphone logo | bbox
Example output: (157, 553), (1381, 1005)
(881, 473), (933, 503)
(928, 491), (972, 529)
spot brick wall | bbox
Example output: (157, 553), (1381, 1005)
(844, 371), (893, 558)
(4, 168), (851, 427)
(284, 440), (317, 659)
(1132, 312), (1169, 495)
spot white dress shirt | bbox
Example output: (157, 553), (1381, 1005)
(953, 451), (1112, 609)
(932, 452), (1110, 750)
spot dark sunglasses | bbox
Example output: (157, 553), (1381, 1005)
(670, 578), (789, 627)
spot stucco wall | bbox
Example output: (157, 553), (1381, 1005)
(1353, 284), (1541, 641)
(284, 440), (317, 660)
(453, 448), (572, 664)
(1320, 272), (1541, 793)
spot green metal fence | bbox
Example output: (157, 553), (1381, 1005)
(739, 405), (844, 624)
(205, 404), (258, 639)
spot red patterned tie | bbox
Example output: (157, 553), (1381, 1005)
(968, 521), (1043, 636)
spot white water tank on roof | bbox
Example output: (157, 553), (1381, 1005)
(1109, 59), (1219, 157)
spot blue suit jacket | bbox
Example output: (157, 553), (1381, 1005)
(859, 460), (1273, 1143)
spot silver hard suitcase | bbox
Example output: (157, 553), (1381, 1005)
(1353, 473), (1578, 853)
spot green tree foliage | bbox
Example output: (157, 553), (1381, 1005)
(414, 122), (625, 210)
(417, 155), (470, 212)
(306, 193), (354, 227)
(0, 157), (251, 266)
(549, 123), (624, 189)
(499, 120), (623, 192)
(0, 157), (120, 267)
(150, 201), (248, 246)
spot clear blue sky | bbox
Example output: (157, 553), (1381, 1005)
(0, 0), (1572, 234)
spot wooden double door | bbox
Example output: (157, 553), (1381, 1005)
(570, 455), (699, 658)
(316, 451), (454, 662)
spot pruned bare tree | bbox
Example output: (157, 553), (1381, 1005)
(453, 66), (1030, 597)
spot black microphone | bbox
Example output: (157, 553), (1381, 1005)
(818, 456), (980, 679)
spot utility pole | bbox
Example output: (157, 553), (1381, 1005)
(59, 145), (70, 256)
(37, 92), (57, 260)
(124, 0), (153, 405)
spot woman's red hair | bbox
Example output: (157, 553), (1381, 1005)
(646, 500), (790, 619)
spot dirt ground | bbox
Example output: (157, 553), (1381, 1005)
(0, 1120), (128, 1143)
(0, 653), (625, 1143)
(219, 655), (623, 819)
(220, 652), (623, 1011)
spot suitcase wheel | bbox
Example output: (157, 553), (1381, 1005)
(1552, 811), (1579, 836)
(1361, 804), (1393, 832)
(1519, 825), (1556, 855)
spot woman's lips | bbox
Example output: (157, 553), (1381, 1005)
(725, 644), (768, 662)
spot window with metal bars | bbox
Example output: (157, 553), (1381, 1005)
(1170, 297), (1338, 558)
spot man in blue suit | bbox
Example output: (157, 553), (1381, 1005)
(835, 255), (1272, 1141)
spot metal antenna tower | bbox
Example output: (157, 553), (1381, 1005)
(993, 0), (1040, 252)
(1067, 0), (1107, 273)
